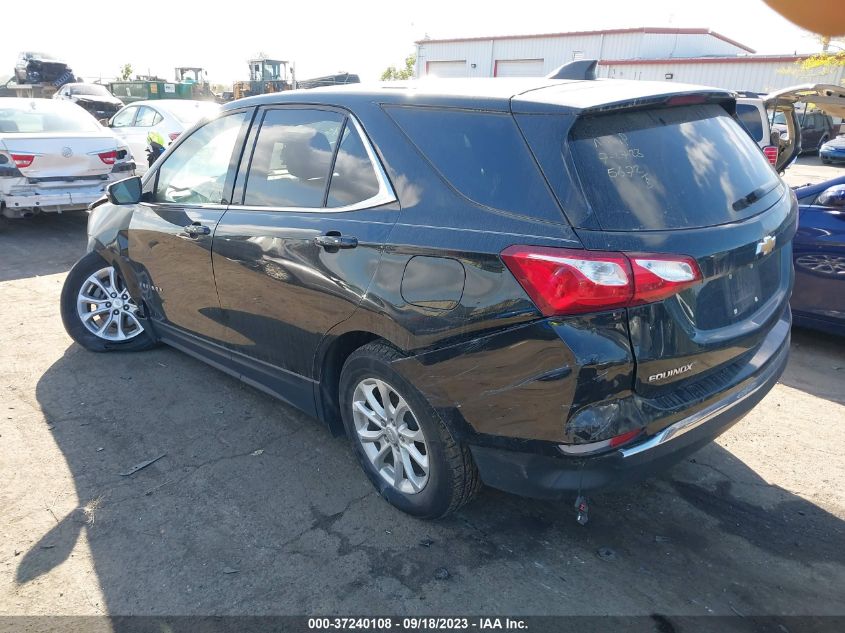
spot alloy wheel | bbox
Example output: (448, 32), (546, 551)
(795, 254), (845, 277)
(76, 266), (144, 341)
(351, 378), (430, 494)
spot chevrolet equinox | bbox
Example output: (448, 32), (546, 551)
(61, 73), (795, 518)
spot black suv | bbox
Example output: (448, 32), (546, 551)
(61, 76), (796, 518)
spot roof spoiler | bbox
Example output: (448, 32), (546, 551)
(546, 59), (598, 81)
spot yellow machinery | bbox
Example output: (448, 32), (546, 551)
(232, 58), (295, 100)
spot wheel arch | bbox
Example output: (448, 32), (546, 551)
(314, 329), (383, 435)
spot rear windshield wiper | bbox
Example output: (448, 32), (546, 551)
(732, 180), (780, 212)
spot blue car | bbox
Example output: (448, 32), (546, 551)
(792, 176), (845, 336)
(820, 135), (845, 164)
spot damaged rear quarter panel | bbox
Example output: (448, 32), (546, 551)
(389, 310), (635, 444)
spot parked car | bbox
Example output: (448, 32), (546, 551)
(61, 77), (795, 519)
(53, 83), (124, 121)
(820, 134), (845, 164)
(791, 176), (845, 336)
(105, 100), (219, 174)
(767, 83), (845, 156)
(773, 109), (837, 154)
(14, 52), (75, 86)
(735, 93), (799, 171)
(0, 98), (134, 221)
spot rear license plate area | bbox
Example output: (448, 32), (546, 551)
(729, 264), (762, 315)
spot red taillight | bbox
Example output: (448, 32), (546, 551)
(628, 254), (701, 305)
(763, 145), (778, 166)
(98, 150), (117, 165)
(501, 246), (632, 315)
(501, 246), (702, 316)
(11, 154), (34, 168)
(168, 132), (181, 141)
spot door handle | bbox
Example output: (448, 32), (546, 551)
(314, 233), (358, 250)
(184, 223), (211, 237)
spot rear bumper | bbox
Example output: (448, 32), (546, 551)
(470, 315), (790, 499)
(2, 185), (110, 215)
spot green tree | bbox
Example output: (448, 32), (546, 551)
(119, 63), (133, 81)
(380, 53), (416, 81)
(798, 36), (845, 71)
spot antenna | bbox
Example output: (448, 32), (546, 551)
(546, 59), (598, 81)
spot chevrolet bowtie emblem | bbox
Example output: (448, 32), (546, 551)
(755, 235), (776, 257)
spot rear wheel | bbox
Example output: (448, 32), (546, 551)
(60, 252), (156, 352)
(339, 341), (481, 518)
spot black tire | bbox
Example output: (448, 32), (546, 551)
(60, 251), (156, 353)
(339, 341), (481, 518)
(821, 158), (832, 165)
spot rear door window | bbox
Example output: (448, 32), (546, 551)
(569, 104), (780, 231)
(135, 106), (158, 127)
(243, 109), (343, 208)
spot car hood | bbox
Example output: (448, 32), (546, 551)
(74, 95), (124, 106)
(765, 83), (845, 119)
(822, 135), (845, 149)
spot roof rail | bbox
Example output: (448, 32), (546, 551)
(546, 59), (598, 81)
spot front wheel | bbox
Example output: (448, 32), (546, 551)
(339, 341), (481, 518)
(60, 252), (156, 352)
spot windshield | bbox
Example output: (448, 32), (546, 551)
(164, 101), (219, 124)
(570, 104), (780, 230)
(0, 100), (102, 134)
(70, 84), (111, 97)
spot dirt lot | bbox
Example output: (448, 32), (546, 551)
(1, 159), (844, 622)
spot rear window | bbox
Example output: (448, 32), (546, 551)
(569, 104), (779, 231)
(0, 101), (101, 134)
(385, 106), (556, 215)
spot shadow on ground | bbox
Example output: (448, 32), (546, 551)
(0, 212), (88, 282)
(16, 339), (845, 619)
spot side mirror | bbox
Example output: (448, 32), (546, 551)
(106, 176), (143, 205)
(817, 185), (845, 208)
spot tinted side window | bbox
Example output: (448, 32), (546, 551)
(385, 106), (554, 214)
(154, 112), (248, 205)
(735, 103), (763, 143)
(327, 123), (380, 207)
(244, 109), (343, 208)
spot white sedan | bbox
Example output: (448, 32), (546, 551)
(0, 98), (135, 220)
(105, 100), (219, 174)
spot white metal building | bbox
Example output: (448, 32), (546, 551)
(598, 56), (845, 94)
(415, 27), (842, 93)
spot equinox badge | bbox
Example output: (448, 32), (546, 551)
(648, 362), (695, 383)
(755, 235), (776, 257)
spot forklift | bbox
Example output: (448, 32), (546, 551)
(232, 58), (295, 100)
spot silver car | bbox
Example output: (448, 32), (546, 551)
(105, 100), (219, 175)
(0, 98), (134, 220)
